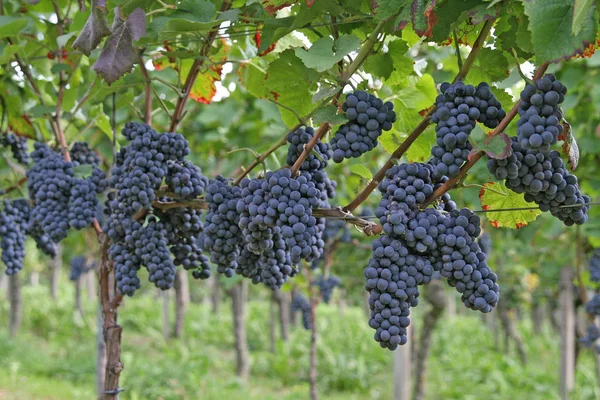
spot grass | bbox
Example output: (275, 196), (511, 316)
(0, 283), (598, 399)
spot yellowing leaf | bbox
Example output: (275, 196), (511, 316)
(479, 181), (541, 229)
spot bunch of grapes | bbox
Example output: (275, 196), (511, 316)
(69, 256), (94, 281)
(292, 293), (312, 330)
(28, 226), (58, 258)
(166, 160), (208, 199)
(1, 133), (29, 165)
(70, 142), (101, 166)
(68, 168), (108, 229)
(330, 91), (396, 163)
(203, 176), (243, 277)
(478, 233), (492, 256)
(579, 324), (600, 352)
(430, 82), (506, 178)
(585, 295), (600, 316)
(366, 162), (499, 349)
(0, 199), (29, 275)
(487, 76), (590, 226)
(105, 122), (213, 295)
(516, 75), (566, 151)
(27, 143), (74, 242)
(590, 249), (600, 283)
(312, 274), (341, 303)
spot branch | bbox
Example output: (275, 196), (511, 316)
(343, 18), (496, 212)
(0, 176), (27, 195)
(138, 53), (152, 125)
(168, 0), (233, 132)
(421, 61), (550, 208)
(290, 123), (330, 176)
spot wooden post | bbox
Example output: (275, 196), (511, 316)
(559, 267), (575, 400)
(393, 323), (412, 400)
(162, 290), (170, 339)
(173, 270), (188, 338)
(50, 244), (62, 300)
(230, 281), (249, 381)
(8, 274), (21, 337)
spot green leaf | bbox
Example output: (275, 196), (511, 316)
(411, 0), (438, 38)
(256, 17), (295, 54)
(0, 44), (25, 64)
(406, 125), (435, 162)
(312, 105), (347, 125)
(0, 16), (28, 39)
(374, 0), (411, 22)
(385, 39), (414, 88)
(471, 132), (512, 159)
(479, 181), (541, 228)
(96, 112), (113, 139)
(467, 48), (509, 83)
(246, 50), (319, 127)
(51, 63), (72, 74)
(73, 164), (94, 178)
(29, 105), (56, 118)
(312, 86), (339, 104)
(349, 164), (372, 180)
(430, 0), (482, 42)
(158, 19), (218, 41)
(172, 0), (215, 21)
(523, 0), (597, 62)
(364, 53), (393, 79)
(573, 0), (594, 35)
(295, 35), (361, 72)
(56, 32), (77, 49)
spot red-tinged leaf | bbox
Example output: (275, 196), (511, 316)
(412, 0), (438, 38)
(259, 42), (277, 57)
(9, 115), (35, 138)
(470, 132), (512, 160)
(560, 119), (580, 171)
(254, 30), (261, 49)
(306, 0), (315, 6)
(262, 0), (293, 15)
(479, 181), (541, 229)
(152, 55), (174, 71)
(270, 91), (280, 101)
(189, 71), (218, 104)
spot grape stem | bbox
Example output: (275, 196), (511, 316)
(343, 18), (496, 212)
(138, 52), (152, 125)
(420, 61), (550, 208)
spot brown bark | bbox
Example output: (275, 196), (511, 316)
(413, 281), (446, 400)
(173, 270), (188, 338)
(9, 274), (21, 337)
(96, 305), (107, 400)
(230, 281), (249, 381)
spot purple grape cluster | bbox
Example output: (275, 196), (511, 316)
(330, 91), (396, 162)
(1, 133), (29, 165)
(0, 199), (29, 275)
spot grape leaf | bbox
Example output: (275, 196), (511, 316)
(573, 0), (595, 35)
(312, 105), (347, 125)
(560, 119), (579, 171)
(364, 53), (393, 79)
(8, 115), (35, 138)
(312, 86), (338, 104)
(295, 35), (360, 72)
(0, 16), (29, 39)
(430, 0), (481, 42)
(470, 132), (512, 160)
(93, 8), (146, 85)
(406, 125), (435, 162)
(385, 39), (414, 88)
(373, 0), (411, 22)
(72, 1), (111, 56)
(349, 164), (373, 180)
(412, 0), (438, 38)
(479, 181), (542, 228)
(523, 0), (597, 62)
